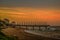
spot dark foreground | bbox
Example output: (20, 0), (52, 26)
(1, 28), (60, 40)
(21, 32), (60, 40)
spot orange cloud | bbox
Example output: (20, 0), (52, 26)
(0, 7), (60, 25)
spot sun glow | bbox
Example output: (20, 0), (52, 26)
(0, 7), (60, 25)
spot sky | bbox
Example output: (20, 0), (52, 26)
(0, 0), (60, 26)
(0, 0), (60, 8)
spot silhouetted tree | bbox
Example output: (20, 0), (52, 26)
(0, 19), (3, 26)
(0, 19), (5, 30)
(0, 18), (10, 29)
(11, 21), (16, 28)
(3, 18), (9, 26)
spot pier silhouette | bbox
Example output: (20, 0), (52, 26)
(15, 24), (50, 30)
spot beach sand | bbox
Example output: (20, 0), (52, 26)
(1, 27), (60, 40)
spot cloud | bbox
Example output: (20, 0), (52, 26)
(0, 7), (60, 25)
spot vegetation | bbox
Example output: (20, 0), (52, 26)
(0, 32), (17, 40)
(0, 18), (17, 40)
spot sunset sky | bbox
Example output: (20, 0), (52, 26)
(0, 0), (60, 26)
